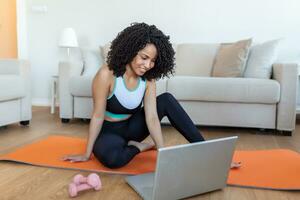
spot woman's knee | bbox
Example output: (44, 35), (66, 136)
(102, 156), (124, 169)
(92, 134), (128, 168)
(157, 92), (176, 105)
(94, 148), (124, 169)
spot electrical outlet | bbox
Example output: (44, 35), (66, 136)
(31, 5), (48, 13)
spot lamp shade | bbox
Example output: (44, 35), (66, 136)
(58, 28), (78, 48)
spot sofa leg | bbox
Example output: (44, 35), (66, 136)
(20, 120), (30, 126)
(257, 128), (291, 136)
(61, 118), (70, 123)
(259, 128), (266, 132)
(81, 118), (90, 123)
(277, 130), (293, 136)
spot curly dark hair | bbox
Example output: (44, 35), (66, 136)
(106, 22), (175, 80)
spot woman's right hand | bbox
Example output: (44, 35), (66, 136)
(61, 154), (90, 163)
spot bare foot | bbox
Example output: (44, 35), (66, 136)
(128, 140), (155, 152)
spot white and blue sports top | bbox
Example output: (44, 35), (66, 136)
(105, 75), (146, 119)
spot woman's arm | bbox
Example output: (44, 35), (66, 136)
(62, 66), (111, 162)
(84, 67), (110, 158)
(143, 80), (164, 149)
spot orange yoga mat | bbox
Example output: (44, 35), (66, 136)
(0, 135), (300, 190)
(228, 149), (300, 190)
(0, 135), (157, 175)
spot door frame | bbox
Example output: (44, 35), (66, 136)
(16, 0), (28, 59)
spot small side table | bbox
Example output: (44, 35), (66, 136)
(51, 75), (59, 114)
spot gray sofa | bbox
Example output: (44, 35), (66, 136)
(0, 59), (32, 126)
(58, 43), (298, 135)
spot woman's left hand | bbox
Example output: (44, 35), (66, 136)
(61, 154), (90, 163)
(230, 161), (241, 169)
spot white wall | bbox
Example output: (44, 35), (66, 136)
(21, 0), (300, 105)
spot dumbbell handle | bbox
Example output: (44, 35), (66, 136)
(77, 183), (93, 191)
(69, 183), (93, 198)
(76, 176), (88, 184)
(73, 173), (101, 190)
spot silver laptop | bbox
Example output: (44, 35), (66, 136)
(125, 136), (238, 200)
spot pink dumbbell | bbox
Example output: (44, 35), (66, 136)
(69, 173), (102, 197)
(72, 173), (101, 189)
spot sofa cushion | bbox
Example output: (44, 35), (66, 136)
(156, 79), (167, 96)
(175, 43), (219, 77)
(212, 38), (252, 77)
(0, 75), (26, 101)
(167, 76), (280, 104)
(70, 76), (93, 97)
(244, 39), (280, 79)
(81, 48), (102, 77)
(101, 43), (111, 64)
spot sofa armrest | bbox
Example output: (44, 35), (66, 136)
(272, 63), (298, 131)
(58, 61), (83, 119)
(19, 60), (32, 121)
(0, 59), (32, 120)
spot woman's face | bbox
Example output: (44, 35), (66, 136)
(129, 43), (157, 76)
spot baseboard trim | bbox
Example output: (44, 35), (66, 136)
(32, 98), (59, 107)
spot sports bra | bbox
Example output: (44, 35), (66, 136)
(105, 75), (146, 119)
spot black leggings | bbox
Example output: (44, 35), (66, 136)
(92, 92), (205, 169)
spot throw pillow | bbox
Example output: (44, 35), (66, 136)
(212, 38), (252, 77)
(81, 48), (102, 76)
(243, 39), (280, 79)
(101, 43), (111, 64)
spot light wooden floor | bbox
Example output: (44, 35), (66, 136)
(0, 107), (300, 200)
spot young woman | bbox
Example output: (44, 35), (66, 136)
(62, 23), (207, 169)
